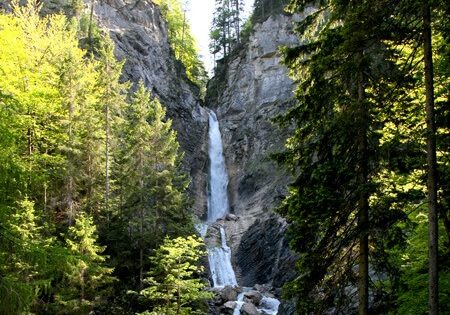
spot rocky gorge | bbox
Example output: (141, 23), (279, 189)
(90, 0), (301, 313)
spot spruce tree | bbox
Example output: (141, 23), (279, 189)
(0, 198), (65, 314)
(138, 236), (213, 315)
(54, 213), (115, 314)
(115, 82), (192, 289)
(97, 37), (127, 225)
(277, 0), (412, 313)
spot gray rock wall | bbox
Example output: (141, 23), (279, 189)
(89, 0), (209, 216)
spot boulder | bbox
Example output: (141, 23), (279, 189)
(220, 285), (238, 302)
(253, 284), (272, 294)
(240, 302), (259, 315)
(221, 301), (237, 315)
(244, 290), (263, 306)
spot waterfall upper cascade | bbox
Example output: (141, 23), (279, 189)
(201, 110), (280, 314)
(207, 111), (230, 222)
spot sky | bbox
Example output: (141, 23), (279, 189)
(185, 0), (254, 75)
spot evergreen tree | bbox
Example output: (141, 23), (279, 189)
(155, 0), (208, 88)
(277, 0), (412, 313)
(0, 198), (66, 314)
(0, 4), (121, 312)
(53, 213), (115, 314)
(230, 0), (244, 44)
(209, 0), (238, 60)
(113, 82), (193, 289)
(96, 37), (128, 225)
(138, 236), (213, 315)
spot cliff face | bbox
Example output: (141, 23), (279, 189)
(92, 0), (300, 290)
(33, 0), (301, 300)
(207, 13), (304, 288)
(89, 0), (209, 216)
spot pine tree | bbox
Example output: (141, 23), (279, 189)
(138, 236), (213, 315)
(155, 0), (207, 87)
(210, 0), (233, 59)
(97, 37), (127, 225)
(54, 213), (115, 314)
(277, 0), (412, 313)
(115, 82), (192, 289)
(0, 198), (64, 314)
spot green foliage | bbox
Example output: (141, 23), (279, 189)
(277, 0), (450, 313)
(154, 0), (208, 88)
(239, 18), (253, 43)
(209, 0), (244, 61)
(137, 235), (213, 315)
(0, 198), (69, 314)
(396, 209), (450, 315)
(52, 213), (115, 314)
(276, 0), (419, 313)
(109, 82), (194, 288)
(0, 2), (196, 313)
(251, 0), (290, 25)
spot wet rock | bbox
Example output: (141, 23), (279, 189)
(221, 301), (237, 314)
(240, 302), (260, 315)
(226, 213), (239, 221)
(237, 216), (295, 287)
(253, 284), (272, 294)
(244, 290), (263, 306)
(220, 285), (238, 302)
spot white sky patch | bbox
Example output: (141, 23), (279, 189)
(185, 0), (254, 75)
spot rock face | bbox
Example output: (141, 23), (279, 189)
(237, 215), (296, 288)
(207, 13), (307, 290)
(90, 0), (209, 216)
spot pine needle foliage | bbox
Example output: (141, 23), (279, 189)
(138, 235), (213, 315)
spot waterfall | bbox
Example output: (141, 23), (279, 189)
(207, 226), (237, 287)
(207, 111), (230, 222)
(202, 110), (280, 314)
(205, 110), (237, 288)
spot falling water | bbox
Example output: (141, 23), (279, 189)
(205, 110), (237, 288)
(208, 226), (238, 287)
(207, 111), (230, 222)
(203, 110), (280, 313)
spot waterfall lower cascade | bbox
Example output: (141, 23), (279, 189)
(200, 110), (280, 314)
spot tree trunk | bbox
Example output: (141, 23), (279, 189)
(234, 0), (240, 44)
(357, 68), (369, 315)
(423, 2), (439, 314)
(88, 0), (95, 53)
(105, 102), (110, 222)
(139, 152), (145, 290)
(227, 0), (231, 51)
(68, 86), (75, 225)
(139, 203), (144, 290)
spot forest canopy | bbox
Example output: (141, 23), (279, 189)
(0, 2), (207, 314)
